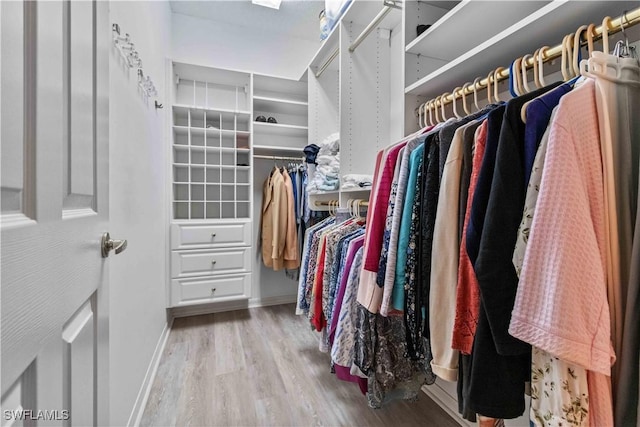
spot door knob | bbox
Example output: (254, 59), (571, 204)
(101, 232), (128, 257)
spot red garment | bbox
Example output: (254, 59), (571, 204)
(451, 120), (488, 355)
(363, 141), (407, 271)
(312, 233), (329, 331)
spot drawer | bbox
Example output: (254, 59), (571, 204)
(170, 274), (251, 306)
(171, 247), (251, 278)
(171, 222), (251, 250)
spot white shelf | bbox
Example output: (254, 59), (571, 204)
(404, 0), (636, 98)
(174, 145), (250, 153)
(405, 1), (547, 58)
(174, 163), (250, 170)
(253, 122), (308, 138)
(173, 126), (249, 136)
(340, 187), (371, 193)
(253, 145), (303, 155)
(308, 190), (339, 196)
(253, 96), (308, 116)
(173, 104), (251, 116)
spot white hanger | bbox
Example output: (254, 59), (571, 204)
(452, 86), (463, 119)
(602, 16), (612, 54)
(573, 25), (588, 76)
(472, 77), (481, 110)
(461, 82), (472, 115)
(521, 54), (533, 93)
(418, 103), (424, 128)
(493, 67), (505, 102)
(486, 70), (494, 104)
(434, 95), (442, 123)
(440, 92), (450, 121)
(537, 46), (548, 87)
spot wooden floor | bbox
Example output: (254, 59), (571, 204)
(141, 304), (460, 427)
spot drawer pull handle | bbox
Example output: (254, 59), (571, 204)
(211, 233), (217, 238)
(211, 288), (216, 294)
(211, 260), (217, 265)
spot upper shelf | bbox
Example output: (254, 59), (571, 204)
(253, 122), (308, 138)
(306, 0), (402, 75)
(405, 0), (637, 97)
(253, 96), (308, 116)
(405, 1), (548, 57)
(173, 104), (251, 117)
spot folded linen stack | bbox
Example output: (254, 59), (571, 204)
(341, 174), (373, 190)
(306, 133), (340, 192)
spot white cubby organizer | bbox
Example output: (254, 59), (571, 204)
(171, 63), (252, 220)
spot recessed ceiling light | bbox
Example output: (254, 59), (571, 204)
(252, 0), (282, 9)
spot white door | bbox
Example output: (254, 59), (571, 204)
(1, 1), (114, 425)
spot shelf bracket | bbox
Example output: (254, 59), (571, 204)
(383, 0), (402, 10)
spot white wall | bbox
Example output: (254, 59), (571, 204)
(108, 2), (172, 425)
(172, 12), (319, 80)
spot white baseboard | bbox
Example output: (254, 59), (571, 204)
(169, 294), (297, 318)
(127, 318), (173, 427)
(249, 294), (297, 308)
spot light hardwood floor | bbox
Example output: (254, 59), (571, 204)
(141, 304), (460, 427)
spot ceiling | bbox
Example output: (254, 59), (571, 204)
(170, 0), (325, 41)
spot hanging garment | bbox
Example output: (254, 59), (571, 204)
(403, 151), (425, 360)
(452, 120), (488, 354)
(513, 105), (592, 426)
(393, 144), (425, 311)
(429, 121), (479, 381)
(616, 159), (640, 426)
(358, 141), (407, 314)
(588, 52), (640, 399)
(510, 79), (615, 426)
(282, 169), (300, 270)
(380, 134), (429, 315)
(329, 235), (365, 346)
(378, 145), (407, 302)
(469, 82), (562, 420)
(296, 216), (335, 315)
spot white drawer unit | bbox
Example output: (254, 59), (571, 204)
(171, 247), (251, 278)
(171, 274), (251, 306)
(171, 222), (251, 250)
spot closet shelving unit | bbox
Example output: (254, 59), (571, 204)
(305, 0), (402, 211)
(168, 62), (254, 312)
(399, 1), (639, 423)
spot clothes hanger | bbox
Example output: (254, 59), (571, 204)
(521, 54), (533, 93)
(572, 25), (588, 76)
(426, 100), (433, 126)
(602, 16), (612, 54)
(461, 82), (472, 115)
(417, 103), (424, 128)
(486, 70), (494, 104)
(531, 48), (541, 88)
(508, 59), (520, 97)
(440, 92), (450, 121)
(561, 35), (571, 81)
(434, 95), (442, 123)
(537, 46), (548, 87)
(514, 57), (525, 95)
(452, 86), (463, 119)
(472, 77), (481, 111)
(587, 23), (597, 55)
(493, 67), (505, 102)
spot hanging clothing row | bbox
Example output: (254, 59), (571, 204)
(296, 13), (640, 427)
(260, 162), (308, 277)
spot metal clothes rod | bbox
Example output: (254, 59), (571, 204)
(254, 154), (303, 161)
(314, 200), (369, 207)
(316, 48), (340, 78)
(417, 6), (640, 113)
(348, 1), (400, 53)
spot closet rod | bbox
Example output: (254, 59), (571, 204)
(316, 48), (340, 78)
(254, 155), (303, 161)
(314, 200), (369, 207)
(416, 6), (640, 113)
(348, 0), (402, 53)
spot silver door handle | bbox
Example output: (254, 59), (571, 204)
(101, 232), (128, 257)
